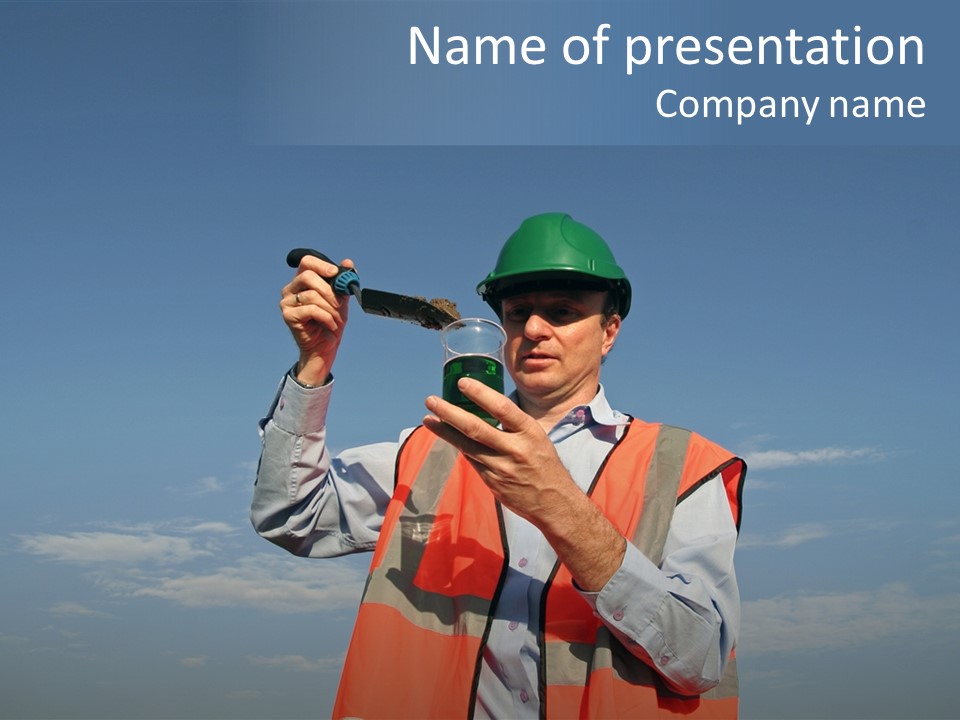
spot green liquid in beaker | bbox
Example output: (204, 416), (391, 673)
(442, 355), (505, 426)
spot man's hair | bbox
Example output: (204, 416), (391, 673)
(600, 291), (620, 327)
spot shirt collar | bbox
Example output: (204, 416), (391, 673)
(507, 383), (630, 431)
(584, 384), (630, 427)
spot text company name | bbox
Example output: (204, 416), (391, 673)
(656, 90), (925, 126)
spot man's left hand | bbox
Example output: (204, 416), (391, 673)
(423, 378), (573, 522)
(423, 378), (626, 592)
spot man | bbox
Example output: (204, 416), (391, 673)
(251, 213), (745, 718)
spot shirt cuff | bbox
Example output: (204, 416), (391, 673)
(270, 371), (334, 435)
(576, 542), (669, 638)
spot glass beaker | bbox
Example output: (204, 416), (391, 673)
(440, 318), (506, 426)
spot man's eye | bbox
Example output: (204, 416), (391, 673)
(549, 307), (579, 323)
(504, 307), (530, 322)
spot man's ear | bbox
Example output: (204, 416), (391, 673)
(601, 314), (621, 358)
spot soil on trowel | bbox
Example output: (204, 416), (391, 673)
(429, 297), (460, 321)
(412, 295), (461, 325)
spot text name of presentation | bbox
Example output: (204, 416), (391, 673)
(409, 25), (924, 71)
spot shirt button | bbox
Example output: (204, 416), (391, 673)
(520, 689), (529, 703)
(659, 654), (671, 666)
(518, 557), (528, 568)
(612, 609), (625, 621)
(508, 621), (519, 631)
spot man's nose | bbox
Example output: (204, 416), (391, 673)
(523, 311), (551, 340)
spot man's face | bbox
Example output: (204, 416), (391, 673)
(500, 289), (621, 409)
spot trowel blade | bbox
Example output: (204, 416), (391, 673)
(359, 288), (459, 331)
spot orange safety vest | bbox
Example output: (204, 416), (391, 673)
(333, 419), (745, 719)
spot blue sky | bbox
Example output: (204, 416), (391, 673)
(2, 3), (959, 719)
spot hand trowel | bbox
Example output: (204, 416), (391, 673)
(287, 248), (460, 330)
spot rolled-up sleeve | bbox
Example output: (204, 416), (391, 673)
(250, 373), (399, 558)
(576, 475), (740, 695)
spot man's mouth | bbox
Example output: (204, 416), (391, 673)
(521, 351), (555, 364)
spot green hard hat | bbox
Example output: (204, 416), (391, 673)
(477, 213), (632, 319)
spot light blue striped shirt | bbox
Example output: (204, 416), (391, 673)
(251, 373), (740, 715)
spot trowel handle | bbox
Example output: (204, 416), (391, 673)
(286, 248), (361, 296)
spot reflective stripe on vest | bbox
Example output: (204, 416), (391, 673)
(333, 419), (745, 719)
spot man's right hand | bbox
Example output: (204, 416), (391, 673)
(280, 254), (353, 386)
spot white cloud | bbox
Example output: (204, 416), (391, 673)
(739, 518), (899, 550)
(165, 474), (236, 496)
(192, 476), (224, 494)
(184, 521), (236, 534)
(742, 477), (780, 491)
(928, 533), (960, 567)
(94, 519), (236, 536)
(180, 656), (208, 668)
(43, 626), (83, 641)
(166, 463), (258, 497)
(742, 583), (960, 655)
(738, 523), (831, 549)
(743, 446), (885, 471)
(235, 460), (260, 475)
(248, 654), (343, 673)
(0, 633), (29, 647)
(48, 602), (110, 618)
(128, 554), (365, 613)
(17, 524), (364, 614)
(93, 521), (166, 533)
(17, 532), (211, 565)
